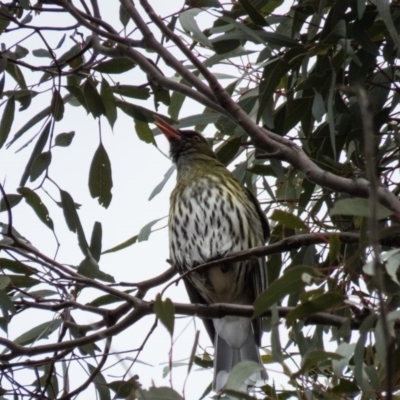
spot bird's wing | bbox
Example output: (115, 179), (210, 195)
(182, 275), (215, 342)
(244, 187), (270, 242)
(244, 187), (269, 346)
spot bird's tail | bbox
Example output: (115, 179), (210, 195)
(213, 329), (267, 392)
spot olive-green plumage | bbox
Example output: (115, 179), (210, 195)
(154, 117), (269, 392)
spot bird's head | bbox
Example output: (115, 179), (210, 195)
(154, 117), (216, 165)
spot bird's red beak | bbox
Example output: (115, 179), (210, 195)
(154, 117), (181, 141)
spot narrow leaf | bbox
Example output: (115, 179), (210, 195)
(90, 221), (102, 262)
(254, 266), (315, 318)
(100, 78), (117, 128)
(179, 9), (212, 47)
(93, 58), (136, 74)
(119, 4), (130, 27)
(20, 120), (51, 186)
(148, 165), (175, 201)
(330, 198), (392, 219)
(77, 253), (100, 279)
(215, 136), (241, 165)
(286, 293), (345, 324)
(0, 194), (22, 212)
(84, 79), (105, 118)
(29, 151), (52, 182)
(137, 387), (183, 400)
(238, 0), (267, 26)
(138, 217), (165, 242)
(88, 143), (113, 208)
(51, 89), (64, 121)
(154, 294), (175, 336)
(270, 209), (309, 231)
(0, 95), (14, 148)
(102, 235), (138, 255)
(17, 187), (54, 230)
(32, 49), (52, 58)
(59, 189), (89, 254)
(225, 361), (264, 392)
(12, 319), (62, 347)
(112, 85), (150, 99)
(134, 119), (155, 144)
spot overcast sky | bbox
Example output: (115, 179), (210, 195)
(0, 2), (290, 398)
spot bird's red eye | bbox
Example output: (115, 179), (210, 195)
(193, 136), (201, 142)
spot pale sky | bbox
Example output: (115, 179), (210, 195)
(0, 2), (289, 398)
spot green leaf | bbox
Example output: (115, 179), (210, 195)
(102, 235), (138, 255)
(20, 120), (51, 186)
(0, 73), (5, 96)
(84, 79), (105, 118)
(0, 6), (11, 32)
(17, 187), (54, 231)
(108, 380), (136, 398)
(54, 131), (75, 147)
(88, 143), (113, 208)
(0, 95), (14, 148)
(253, 266), (315, 318)
(179, 9), (212, 47)
(11, 319), (62, 348)
(134, 119), (155, 144)
(329, 233), (341, 264)
(270, 209), (309, 231)
(5, 62), (27, 90)
(0, 289), (16, 315)
(286, 293), (345, 324)
(96, 269), (115, 283)
(0, 276), (10, 290)
(154, 294), (175, 336)
(87, 291), (132, 307)
(93, 58), (136, 74)
(331, 378), (360, 394)
(90, 221), (102, 262)
(185, 0), (221, 6)
(17, 0), (30, 10)
(330, 198), (392, 219)
(7, 274), (40, 289)
(59, 189), (88, 254)
(119, 4), (130, 27)
(138, 217), (165, 242)
(0, 194), (22, 212)
(149, 165), (175, 201)
(112, 84), (150, 100)
(87, 363), (111, 400)
(65, 84), (88, 111)
(311, 91), (326, 123)
(115, 100), (156, 122)
(101, 78), (117, 128)
(225, 361), (264, 392)
(137, 387), (183, 400)
(7, 94), (72, 147)
(299, 350), (343, 374)
(0, 258), (37, 275)
(215, 136), (241, 165)
(150, 82), (170, 109)
(29, 151), (52, 182)
(77, 253), (99, 279)
(32, 48), (52, 58)
(51, 89), (64, 121)
(238, 0), (267, 26)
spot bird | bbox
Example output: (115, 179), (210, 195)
(154, 116), (269, 392)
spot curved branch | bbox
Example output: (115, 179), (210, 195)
(120, 0), (217, 101)
(91, 37), (229, 116)
(139, 0), (400, 215)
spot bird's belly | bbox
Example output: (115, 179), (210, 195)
(169, 182), (261, 303)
